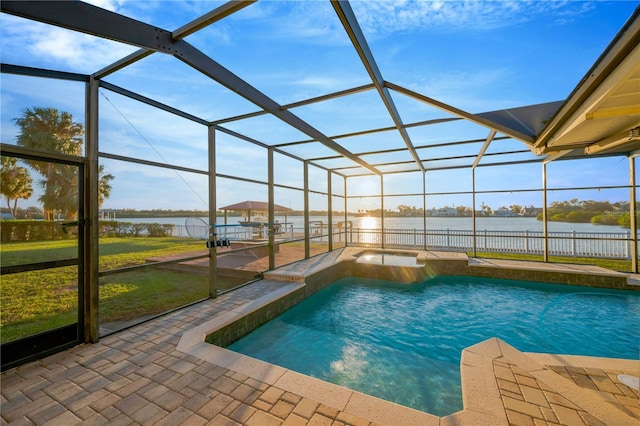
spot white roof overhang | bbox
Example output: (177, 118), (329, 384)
(534, 6), (640, 157)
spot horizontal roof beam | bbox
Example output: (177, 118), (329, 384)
(1, 63), (88, 82)
(172, 1), (256, 39)
(273, 117), (462, 148)
(212, 83), (375, 125)
(100, 81), (210, 126)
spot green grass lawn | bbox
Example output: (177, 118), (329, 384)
(1, 237), (633, 344)
(0, 237), (205, 269)
(1, 265), (79, 342)
(468, 251), (633, 272)
(1, 237), (230, 343)
(99, 269), (209, 323)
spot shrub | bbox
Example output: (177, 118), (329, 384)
(100, 221), (175, 237)
(566, 210), (592, 223)
(146, 223), (175, 237)
(0, 220), (68, 242)
(591, 214), (618, 226)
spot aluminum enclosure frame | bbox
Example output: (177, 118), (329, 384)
(1, 0), (638, 358)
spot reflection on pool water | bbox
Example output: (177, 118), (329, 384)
(355, 251), (422, 266)
(227, 276), (640, 416)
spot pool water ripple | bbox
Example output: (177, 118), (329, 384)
(228, 275), (640, 416)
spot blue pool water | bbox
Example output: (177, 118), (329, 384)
(227, 276), (640, 416)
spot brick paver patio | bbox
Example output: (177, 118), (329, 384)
(2, 251), (639, 425)
(1, 281), (379, 425)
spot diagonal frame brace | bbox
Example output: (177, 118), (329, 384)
(1, 0), (381, 176)
(331, 0), (425, 173)
(386, 82), (535, 144)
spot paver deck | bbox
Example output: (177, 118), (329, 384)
(2, 250), (639, 425)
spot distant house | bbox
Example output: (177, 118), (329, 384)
(493, 208), (517, 217)
(521, 206), (542, 217)
(432, 207), (457, 217)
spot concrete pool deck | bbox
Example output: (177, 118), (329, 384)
(2, 249), (639, 425)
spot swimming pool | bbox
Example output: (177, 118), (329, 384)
(227, 275), (640, 416)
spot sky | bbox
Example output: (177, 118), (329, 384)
(1, 0), (638, 214)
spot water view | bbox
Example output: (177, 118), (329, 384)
(112, 215), (633, 234)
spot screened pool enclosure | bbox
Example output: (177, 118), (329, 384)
(1, 1), (638, 369)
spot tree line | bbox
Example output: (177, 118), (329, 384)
(356, 203), (538, 217)
(357, 200), (638, 227)
(540, 199), (637, 227)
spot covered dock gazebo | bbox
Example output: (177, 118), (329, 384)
(219, 200), (292, 227)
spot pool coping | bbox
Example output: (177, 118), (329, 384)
(176, 249), (640, 425)
(177, 280), (441, 426)
(460, 338), (639, 426)
(264, 247), (637, 290)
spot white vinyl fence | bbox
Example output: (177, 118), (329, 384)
(342, 228), (636, 259)
(172, 223), (636, 260)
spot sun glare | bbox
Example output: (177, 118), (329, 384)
(360, 216), (379, 229)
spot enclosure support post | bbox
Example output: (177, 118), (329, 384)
(542, 162), (549, 262)
(472, 168), (477, 257)
(208, 126), (217, 297)
(423, 171), (427, 251)
(304, 161), (310, 259)
(470, 129), (495, 258)
(327, 169), (333, 252)
(344, 176), (348, 247)
(380, 175), (385, 249)
(84, 76), (100, 343)
(268, 148), (275, 269)
(630, 155), (638, 273)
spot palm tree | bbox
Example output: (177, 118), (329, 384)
(15, 107), (84, 155)
(98, 165), (114, 208)
(36, 163), (78, 220)
(0, 156), (33, 218)
(14, 107), (114, 219)
(15, 107), (83, 219)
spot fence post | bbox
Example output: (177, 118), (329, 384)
(626, 230), (631, 260)
(484, 229), (487, 252)
(447, 228), (450, 249)
(572, 230), (577, 257)
(525, 229), (529, 254)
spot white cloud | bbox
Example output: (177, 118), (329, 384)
(30, 28), (130, 69)
(242, 1), (350, 45)
(83, 0), (123, 12)
(401, 67), (519, 111)
(1, 14), (138, 72)
(351, 0), (595, 36)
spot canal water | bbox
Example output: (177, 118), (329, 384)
(117, 215), (632, 234)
